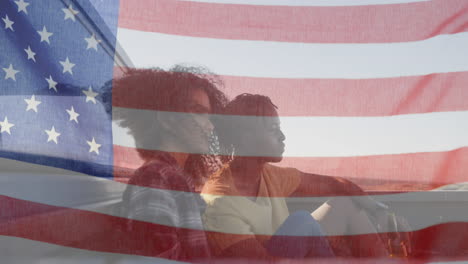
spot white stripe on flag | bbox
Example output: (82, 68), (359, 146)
(112, 108), (468, 157)
(2, 158), (468, 236)
(116, 29), (468, 79)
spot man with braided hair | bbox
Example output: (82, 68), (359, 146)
(202, 94), (406, 260)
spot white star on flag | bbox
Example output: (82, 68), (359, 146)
(87, 137), (101, 155)
(24, 95), (41, 112)
(24, 46), (36, 62)
(2, 15), (14, 31)
(59, 57), (75, 75)
(84, 34), (101, 51)
(66, 106), (79, 123)
(45, 75), (58, 92)
(3, 64), (19, 81)
(62, 4), (79, 21)
(45, 126), (60, 144)
(0, 117), (15, 135)
(82, 86), (98, 104)
(37, 26), (53, 44)
(14, 0), (30, 14)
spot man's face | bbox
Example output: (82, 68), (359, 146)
(236, 106), (286, 162)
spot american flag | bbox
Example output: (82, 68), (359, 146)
(0, 0), (117, 177)
(1, 0), (468, 263)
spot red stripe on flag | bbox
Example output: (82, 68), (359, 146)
(222, 73), (468, 116)
(0, 195), (206, 262)
(118, 0), (468, 43)
(2, 195), (468, 260)
(113, 145), (468, 193)
(113, 69), (468, 116)
(279, 148), (468, 189)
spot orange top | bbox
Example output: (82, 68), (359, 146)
(201, 164), (301, 256)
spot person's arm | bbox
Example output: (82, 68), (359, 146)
(125, 186), (184, 257)
(293, 173), (414, 257)
(126, 183), (211, 260)
(291, 172), (365, 197)
(292, 172), (391, 215)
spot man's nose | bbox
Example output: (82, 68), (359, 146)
(279, 130), (286, 142)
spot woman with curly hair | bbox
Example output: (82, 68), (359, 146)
(112, 65), (228, 261)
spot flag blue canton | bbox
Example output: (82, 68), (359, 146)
(0, 0), (120, 177)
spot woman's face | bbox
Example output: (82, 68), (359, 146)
(170, 88), (214, 154)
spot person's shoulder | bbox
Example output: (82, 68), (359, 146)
(263, 163), (301, 179)
(129, 159), (190, 191)
(139, 159), (182, 175)
(262, 163), (301, 196)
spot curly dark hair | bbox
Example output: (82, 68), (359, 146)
(109, 65), (228, 187)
